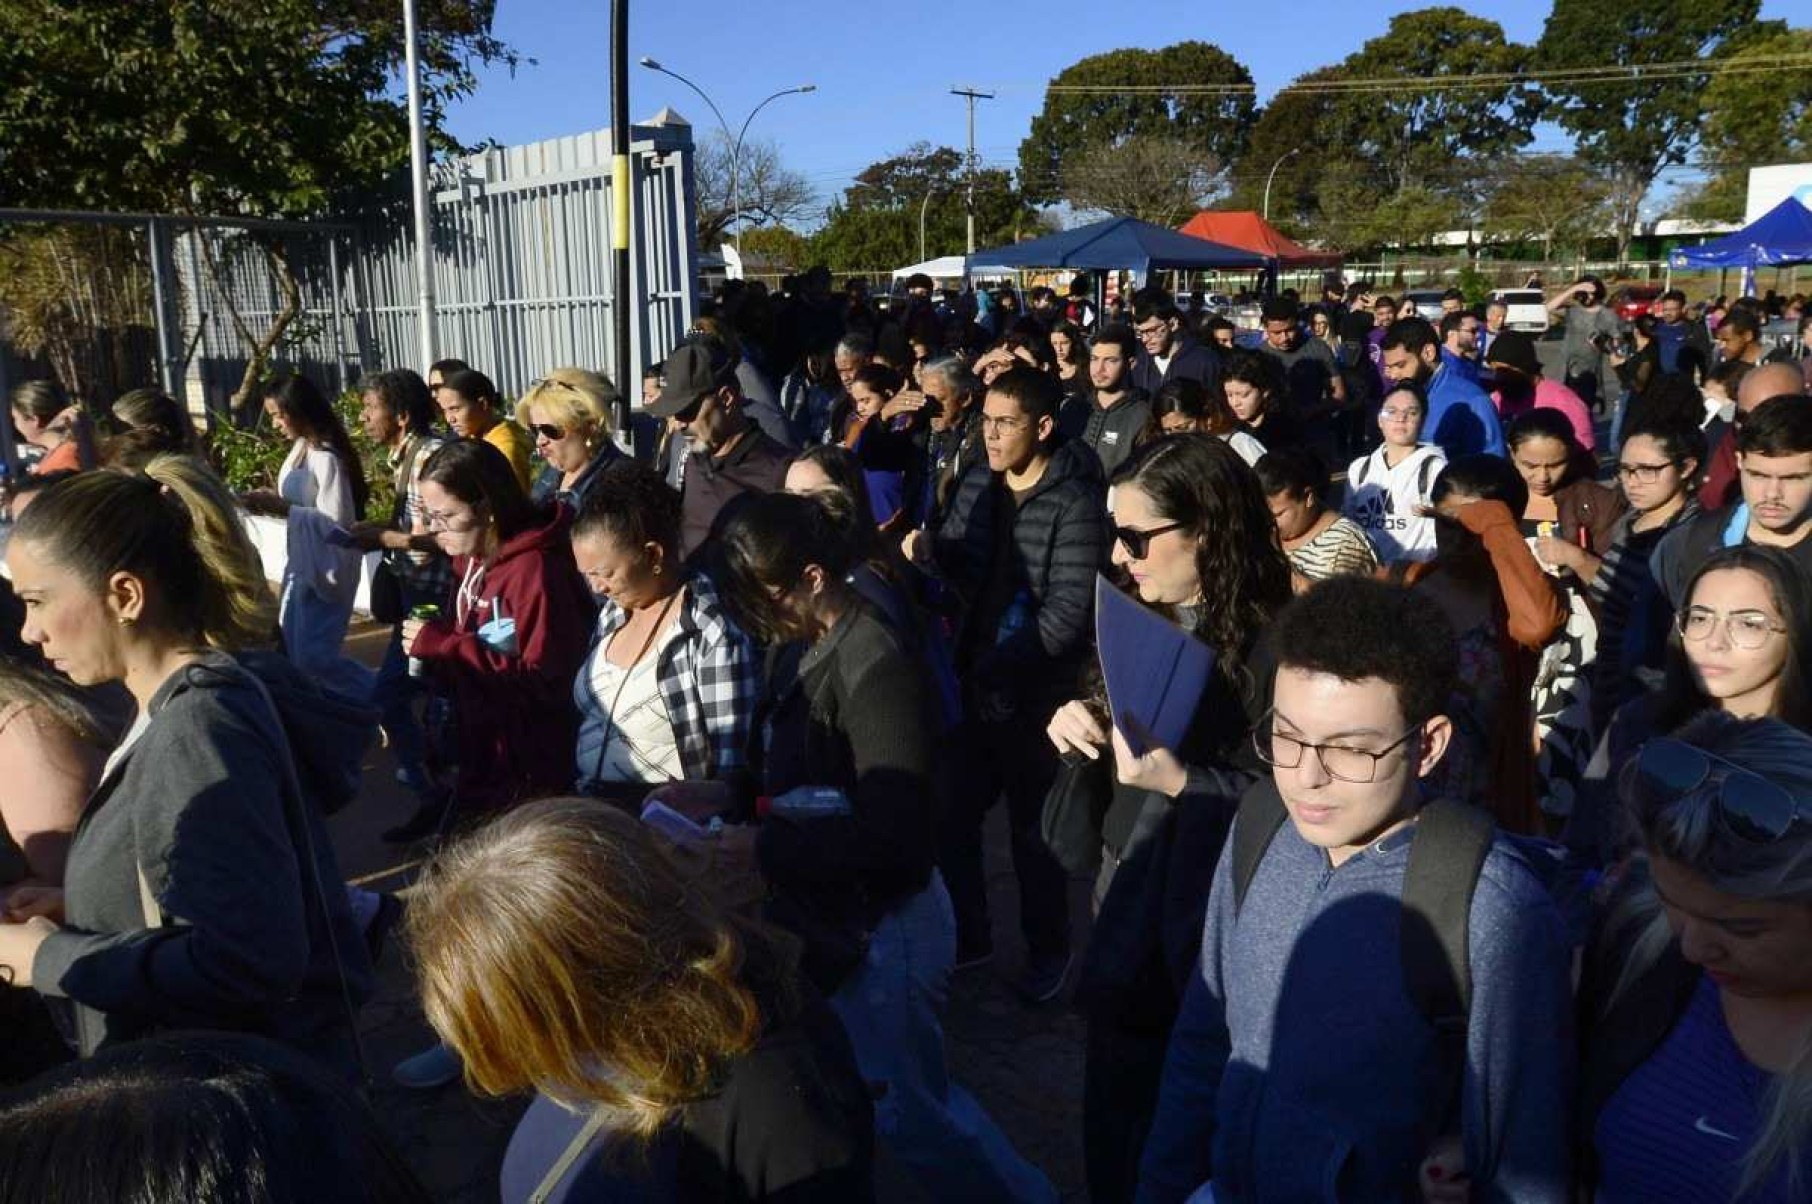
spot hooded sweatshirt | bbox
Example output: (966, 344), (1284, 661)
(31, 652), (372, 1070)
(412, 506), (596, 810)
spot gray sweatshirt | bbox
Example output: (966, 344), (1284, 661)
(32, 652), (371, 1069)
(1137, 802), (1573, 1203)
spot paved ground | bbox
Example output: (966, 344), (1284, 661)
(332, 622), (1095, 1202)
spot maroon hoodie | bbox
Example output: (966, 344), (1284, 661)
(411, 506), (594, 811)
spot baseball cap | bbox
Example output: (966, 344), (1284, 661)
(1484, 330), (1541, 378)
(647, 338), (737, 419)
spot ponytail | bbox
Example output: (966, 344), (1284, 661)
(13, 458), (276, 652)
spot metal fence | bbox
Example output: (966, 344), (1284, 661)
(0, 113), (701, 441)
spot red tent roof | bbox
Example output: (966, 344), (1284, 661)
(1177, 210), (1343, 268)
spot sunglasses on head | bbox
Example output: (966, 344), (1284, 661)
(1628, 738), (1805, 844)
(1113, 521), (1184, 559)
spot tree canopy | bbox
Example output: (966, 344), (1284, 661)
(810, 142), (1041, 270)
(1017, 42), (1255, 207)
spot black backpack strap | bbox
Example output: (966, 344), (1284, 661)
(1401, 799), (1495, 1137)
(1231, 778), (1289, 913)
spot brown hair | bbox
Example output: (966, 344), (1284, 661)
(405, 798), (792, 1139)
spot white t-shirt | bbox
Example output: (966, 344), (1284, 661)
(1342, 443), (1447, 563)
(585, 623), (684, 784)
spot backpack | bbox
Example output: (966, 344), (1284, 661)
(1229, 780), (1493, 1136)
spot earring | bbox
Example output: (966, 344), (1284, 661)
(117, 615), (134, 627)
(652, 563), (662, 577)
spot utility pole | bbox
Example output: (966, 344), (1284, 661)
(403, 0), (437, 374)
(950, 87), (993, 254)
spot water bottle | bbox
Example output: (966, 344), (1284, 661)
(407, 603), (440, 677)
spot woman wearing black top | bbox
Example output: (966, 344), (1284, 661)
(1045, 434), (1291, 1204)
(713, 492), (1057, 1204)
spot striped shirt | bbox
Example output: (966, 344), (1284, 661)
(1289, 515), (1380, 582)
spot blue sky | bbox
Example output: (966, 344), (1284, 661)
(444, 1), (1800, 219)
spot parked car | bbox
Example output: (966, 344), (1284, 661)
(1611, 284), (1664, 323)
(1491, 288), (1550, 334)
(1399, 289), (1449, 318)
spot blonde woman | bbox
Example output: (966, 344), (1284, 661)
(516, 367), (624, 510)
(406, 798), (874, 1203)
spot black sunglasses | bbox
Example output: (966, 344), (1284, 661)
(1628, 738), (1804, 843)
(529, 422), (567, 441)
(1114, 521), (1185, 560)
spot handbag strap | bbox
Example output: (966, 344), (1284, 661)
(530, 1111), (608, 1204)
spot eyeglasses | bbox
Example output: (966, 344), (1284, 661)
(1617, 459), (1680, 483)
(979, 414), (1027, 435)
(1113, 521), (1184, 559)
(1628, 738), (1804, 843)
(1252, 710), (1422, 783)
(1379, 406), (1424, 422)
(529, 422), (567, 441)
(422, 507), (480, 532)
(1677, 606), (1787, 649)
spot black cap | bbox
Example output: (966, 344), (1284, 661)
(646, 338), (736, 418)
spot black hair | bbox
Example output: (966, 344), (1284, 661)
(1111, 434), (1291, 668)
(1380, 317), (1440, 358)
(1653, 545), (1812, 736)
(1618, 411), (1706, 473)
(1130, 298), (1181, 327)
(1254, 446), (1328, 503)
(986, 365), (1061, 426)
(714, 490), (865, 643)
(0, 1031), (432, 1204)
(418, 439), (539, 544)
(360, 369), (438, 436)
(1089, 323), (1140, 362)
(1633, 313), (1659, 340)
(1259, 296), (1299, 325)
(439, 367), (501, 412)
(1441, 287), (1465, 302)
(1438, 311), (1469, 338)
(1507, 407), (1579, 452)
(571, 460), (681, 563)
(1738, 397), (1812, 458)
(1721, 308), (1763, 339)
(1270, 576), (1459, 727)
(1049, 321), (1087, 367)
(261, 374), (369, 520)
(1659, 288), (1687, 306)
(1431, 453), (1528, 517)
(1628, 372), (1711, 434)
(429, 358), (470, 380)
(1150, 377), (1237, 436)
(849, 363), (903, 398)
(1219, 347), (1286, 410)
(1205, 316), (1236, 336)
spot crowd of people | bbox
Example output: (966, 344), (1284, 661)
(0, 259), (1807, 1203)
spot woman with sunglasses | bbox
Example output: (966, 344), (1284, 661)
(1575, 715), (1812, 1203)
(517, 368), (623, 511)
(1044, 434), (1291, 1204)
(1570, 546), (1812, 870)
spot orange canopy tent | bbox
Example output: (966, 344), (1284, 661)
(1177, 210), (1343, 269)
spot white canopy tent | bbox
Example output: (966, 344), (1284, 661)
(890, 254), (1014, 280)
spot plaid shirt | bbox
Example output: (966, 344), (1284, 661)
(573, 572), (758, 788)
(387, 433), (452, 601)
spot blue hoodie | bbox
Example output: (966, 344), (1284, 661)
(1137, 801), (1573, 1203)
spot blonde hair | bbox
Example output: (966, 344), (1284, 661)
(10, 455), (276, 653)
(405, 798), (780, 1140)
(514, 368), (619, 442)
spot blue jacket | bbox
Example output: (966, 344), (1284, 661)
(1425, 361), (1506, 459)
(1137, 804), (1573, 1204)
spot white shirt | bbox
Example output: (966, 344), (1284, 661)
(1343, 443), (1447, 563)
(585, 623), (684, 783)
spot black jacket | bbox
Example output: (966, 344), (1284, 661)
(1131, 335), (1221, 397)
(932, 437), (1109, 702)
(1079, 389), (1153, 478)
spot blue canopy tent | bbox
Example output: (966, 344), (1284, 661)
(971, 215), (1271, 274)
(1669, 198), (1812, 297)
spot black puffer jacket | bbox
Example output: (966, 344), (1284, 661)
(932, 437), (1109, 703)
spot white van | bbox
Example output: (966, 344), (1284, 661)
(1491, 288), (1549, 334)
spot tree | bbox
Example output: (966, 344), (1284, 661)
(0, 1), (512, 413)
(1686, 26), (1812, 222)
(735, 225), (811, 273)
(1478, 156), (1618, 259)
(692, 131), (815, 248)
(1225, 68), (1351, 230)
(810, 143), (1042, 271)
(1018, 43), (1255, 206)
(1538, 0), (1764, 262)
(1061, 134), (1222, 227)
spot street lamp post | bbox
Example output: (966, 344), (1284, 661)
(1262, 147), (1302, 222)
(919, 187), (945, 263)
(639, 58), (814, 262)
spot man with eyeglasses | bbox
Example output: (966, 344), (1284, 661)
(645, 341), (790, 558)
(1128, 294), (1220, 399)
(1138, 577), (1573, 1204)
(1653, 396), (1812, 610)
(906, 366), (1108, 1004)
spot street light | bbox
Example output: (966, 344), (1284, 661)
(1262, 147), (1302, 222)
(639, 58), (815, 260)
